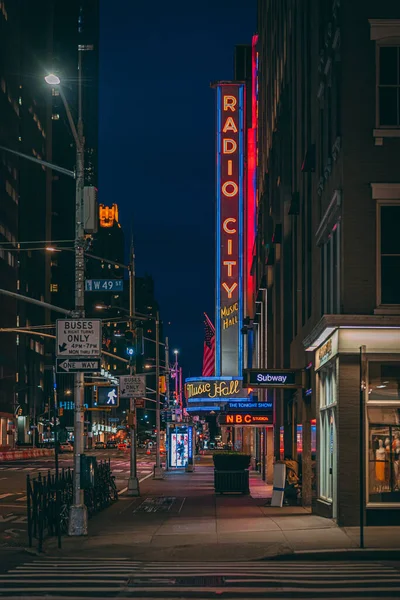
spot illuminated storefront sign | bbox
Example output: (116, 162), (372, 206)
(214, 82), (245, 376)
(218, 412), (272, 425)
(227, 401), (272, 410)
(185, 377), (248, 400)
(243, 369), (302, 388)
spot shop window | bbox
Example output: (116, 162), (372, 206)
(369, 361), (400, 401)
(378, 205), (400, 305)
(319, 363), (337, 504)
(368, 407), (400, 503)
(367, 361), (400, 503)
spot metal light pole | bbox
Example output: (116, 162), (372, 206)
(128, 246), (140, 495)
(46, 59), (88, 535)
(153, 311), (163, 479)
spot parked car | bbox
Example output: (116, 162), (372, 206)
(94, 441), (106, 450)
(59, 442), (73, 453)
(106, 440), (117, 449)
(118, 441), (131, 450)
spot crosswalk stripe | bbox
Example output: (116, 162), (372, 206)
(0, 493), (13, 499)
(1, 559), (399, 598)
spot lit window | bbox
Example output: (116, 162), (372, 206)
(50, 283), (58, 292)
(51, 114), (60, 120)
(51, 89), (60, 97)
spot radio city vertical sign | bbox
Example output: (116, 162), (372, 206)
(214, 82), (245, 377)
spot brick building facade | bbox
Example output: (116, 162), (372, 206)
(252, 1), (400, 525)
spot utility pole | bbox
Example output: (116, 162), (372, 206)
(128, 243), (140, 495)
(153, 312), (163, 479)
(165, 337), (170, 470)
(68, 47), (88, 536)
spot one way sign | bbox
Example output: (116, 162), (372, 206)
(56, 358), (101, 374)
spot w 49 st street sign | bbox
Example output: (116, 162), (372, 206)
(56, 319), (101, 357)
(119, 375), (146, 398)
(56, 359), (100, 374)
(85, 279), (124, 292)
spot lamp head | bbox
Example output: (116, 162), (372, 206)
(45, 73), (61, 85)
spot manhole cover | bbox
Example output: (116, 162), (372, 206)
(128, 576), (225, 587)
(134, 496), (176, 513)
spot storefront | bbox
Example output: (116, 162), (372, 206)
(306, 319), (400, 526)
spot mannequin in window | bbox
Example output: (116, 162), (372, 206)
(385, 437), (391, 481)
(394, 437), (400, 490)
(375, 439), (386, 483)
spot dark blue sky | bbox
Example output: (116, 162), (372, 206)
(99, 1), (256, 376)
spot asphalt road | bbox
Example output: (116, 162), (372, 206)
(0, 449), (155, 550)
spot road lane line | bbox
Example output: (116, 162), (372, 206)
(0, 493), (13, 499)
(139, 472), (153, 483)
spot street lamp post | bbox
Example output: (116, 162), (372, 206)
(46, 59), (88, 535)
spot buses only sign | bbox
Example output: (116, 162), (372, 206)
(56, 319), (102, 357)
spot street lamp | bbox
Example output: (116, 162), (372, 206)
(44, 73), (61, 86)
(45, 64), (86, 536)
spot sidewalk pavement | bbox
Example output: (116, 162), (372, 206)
(44, 456), (400, 561)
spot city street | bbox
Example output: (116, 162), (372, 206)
(0, 455), (399, 597)
(0, 449), (155, 550)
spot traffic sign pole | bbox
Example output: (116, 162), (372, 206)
(127, 247), (140, 497)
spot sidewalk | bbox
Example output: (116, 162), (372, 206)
(44, 456), (400, 561)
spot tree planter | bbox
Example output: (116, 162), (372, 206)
(214, 469), (249, 494)
(213, 452), (251, 495)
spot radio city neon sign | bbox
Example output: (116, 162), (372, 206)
(220, 93), (240, 300)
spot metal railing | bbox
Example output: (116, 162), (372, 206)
(27, 459), (118, 551)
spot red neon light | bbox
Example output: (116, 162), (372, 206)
(246, 34), (258, 315)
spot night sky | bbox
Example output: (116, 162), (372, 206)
(99, 1), (256, 376)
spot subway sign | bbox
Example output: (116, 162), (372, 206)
(218, 413), (272, 425)
(243, 369), (303, 388)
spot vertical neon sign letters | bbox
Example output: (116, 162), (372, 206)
(215, 83), (244, 377)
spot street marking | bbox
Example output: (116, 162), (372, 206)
(118, 487), (128, 495)
(0, 493), (12, 500)
(16, 496), (27, 502)
(139, 472), (153, 483)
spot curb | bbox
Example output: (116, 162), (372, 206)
(267, 547), (400, 561)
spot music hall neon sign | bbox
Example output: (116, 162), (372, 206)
(214, 83), (244, 377)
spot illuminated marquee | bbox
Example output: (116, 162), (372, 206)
(215, 83), (245, 376)
(218, 413), (272, 426)
(185, 377), (248, 401)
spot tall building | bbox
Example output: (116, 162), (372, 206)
(253, 1), (400, 525)
(0, 0), (99, 445)
(0, 1), (21, 444)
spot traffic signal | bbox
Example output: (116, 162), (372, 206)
(159, 376), (166, 394)
(125, 330), (135, 357)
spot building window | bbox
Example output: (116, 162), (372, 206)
(319, 362), (337, 506)
(321, 222), (341, 315)
(51, 114), (60, 121)
(378, 204), (400, 305)
(367, 361), (400, 504)
(50, 283), (58, 293)
(378, 46), (400, 127)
